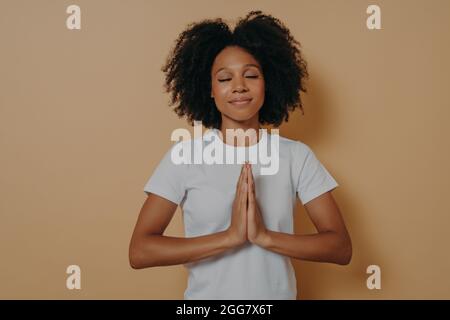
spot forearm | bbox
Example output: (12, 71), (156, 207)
(130, 230), (236, 269)
(260, 230), (352, 265)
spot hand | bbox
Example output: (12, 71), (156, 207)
(226, 163), (248, 247)
(246, 163), (268, 246)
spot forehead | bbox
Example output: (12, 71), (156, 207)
(212, 46), (261, 73)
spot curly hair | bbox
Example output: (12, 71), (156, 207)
(161, 10), (309, 129)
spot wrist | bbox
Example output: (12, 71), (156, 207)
(224, 229), (244, 248)
(254, 230), (271, 248)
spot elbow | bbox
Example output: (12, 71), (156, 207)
(129, 243), (145, 269)
(129, 240), (158, 269)
(129, 257), (141, 270)
(129, 249), (141, 269)
(336, 237), (352, 266)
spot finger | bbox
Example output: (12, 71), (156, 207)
(249, 190), (255, 209)
(236, 164), (245, 191)
(248, 164), (255, 194)
(240, 169), (248, 210)
(247, 165), (256, 206)
(240, 163), (247, 193)
(238, 166), (247, 196)
(243, 164), (248, 190)
(241, 165), (248, 193)
(248, 176), (255, 206)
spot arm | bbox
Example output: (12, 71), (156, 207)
(129, 193), (237, 269)
(258, 191), (352, 265)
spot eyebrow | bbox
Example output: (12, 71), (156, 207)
(214, 64), (261, 75)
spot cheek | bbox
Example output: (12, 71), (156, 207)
(251, 82), (265, 101)
(212, 84), (228, 101)
(211, 85), (229, 113)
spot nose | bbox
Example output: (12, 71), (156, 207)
(232, 76), (248, 92)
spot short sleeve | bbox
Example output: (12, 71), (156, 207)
(296, 144), (339, 205)
(143, 143), (187, 205)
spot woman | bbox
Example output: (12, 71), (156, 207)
(129, 10), (352, 300)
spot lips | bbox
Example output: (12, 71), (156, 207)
(228, 97), (252, 105)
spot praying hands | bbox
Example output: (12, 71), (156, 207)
(226, 162), (269, 247)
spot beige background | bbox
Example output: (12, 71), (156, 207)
(1, 0), (449, 299)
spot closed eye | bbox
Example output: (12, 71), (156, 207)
(218, 76), (259, 82)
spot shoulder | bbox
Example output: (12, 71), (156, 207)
(275, 133), (312, 158)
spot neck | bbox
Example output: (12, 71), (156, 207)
(219, 114), (262, 147)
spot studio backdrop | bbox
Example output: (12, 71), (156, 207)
(1, 0), (449, 299)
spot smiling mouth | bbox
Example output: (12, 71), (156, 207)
(228, 98), (252, 106)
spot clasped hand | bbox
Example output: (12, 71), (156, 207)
(228, 162), (268, 246)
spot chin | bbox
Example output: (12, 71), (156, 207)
(225, 112), (258, 123)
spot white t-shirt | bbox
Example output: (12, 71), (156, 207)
(143, 128), (339, 300)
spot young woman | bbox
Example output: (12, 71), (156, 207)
(129, 10), (352, 300)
